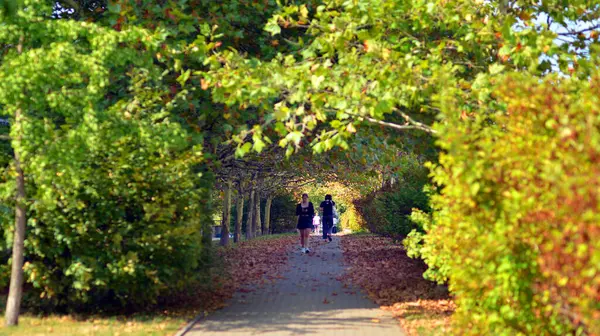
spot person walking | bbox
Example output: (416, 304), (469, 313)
(312, 214), (321, 235)
(296, 193), (315, 253)
(320, 194), (335, 242)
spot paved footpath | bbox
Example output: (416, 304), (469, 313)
(183, 236), (406, 336)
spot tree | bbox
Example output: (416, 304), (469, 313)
(263, 195), (273, 234)
(0, 1), (212, 317)
(245, 186), (255, 240)
(219, 179), (232, 246)
(253, 192), (261, 237)
(234, 188), (244, 243)
(200, 0), (600, 333)
(4, 34), (26, 327)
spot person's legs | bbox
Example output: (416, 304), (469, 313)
(323, 216), (333, 240)
(303, 229), (311, 251)
(298, 229), (305, 248)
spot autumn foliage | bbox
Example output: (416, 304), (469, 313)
(412, 73), (600, 335)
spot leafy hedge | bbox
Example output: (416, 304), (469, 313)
(354, 155), (431, 238)
(407, 72), (600, 335)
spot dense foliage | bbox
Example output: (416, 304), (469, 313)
(0, 0), (325, 313)
(407, 71), (600, 335)
(0, 2), (217, 311)
(354, 154), (430, 238)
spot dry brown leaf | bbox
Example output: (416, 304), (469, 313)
(339, 235), (455, 336)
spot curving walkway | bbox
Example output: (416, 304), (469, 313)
(180, 236), (406, 336)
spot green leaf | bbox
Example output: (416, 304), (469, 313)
(252, 134), (266, 153)
(177, 69), (191, 87)
(287, 131), (303, 146)
(311, 75), (325, 89)
(107, 2), (121, 13)
(489, 64), (505, 75)
(265, 19), (281, 36)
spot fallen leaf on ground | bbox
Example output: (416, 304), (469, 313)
(340, 235), (455, 336)
(156, 235), (298, 319)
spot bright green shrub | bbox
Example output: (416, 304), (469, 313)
(420, 72), (600, 335)
(340, 206), (366, 232)
(14, 118), (212, 311)
(0, 12), (213, 311)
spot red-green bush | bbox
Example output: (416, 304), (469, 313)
(415, 72), (600, 335)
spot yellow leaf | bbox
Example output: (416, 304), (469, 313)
(346, 123), (357, 133)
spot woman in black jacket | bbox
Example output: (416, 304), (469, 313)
(296, 193), (314, 254)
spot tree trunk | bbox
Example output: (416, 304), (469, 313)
(264, 196), (273, 235)
(201, 188), (214, 249)
(245, 188), (255, 239)
(234, 193), (243, 243)
(220, 179), (232, 246)
(254, 195), (261, 237)
(6, 35), (26, 327)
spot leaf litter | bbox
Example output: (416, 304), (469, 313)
(340, 235), (455, 335)
(161, 235), (298, 320)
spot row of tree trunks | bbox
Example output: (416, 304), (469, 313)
(220, 180), (273, 246)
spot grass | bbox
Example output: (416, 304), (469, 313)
(0, 292), (188, 336)
(250, 232), (296, 241)
(0, 314), (185, 336)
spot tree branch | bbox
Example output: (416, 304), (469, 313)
(557, 23), (600, 36)
(393, 108), (438, 134)
(362, 116), (436, 133)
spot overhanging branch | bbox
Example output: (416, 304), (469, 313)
(343, 109), (437, 134)
(363, 116), (436, 134)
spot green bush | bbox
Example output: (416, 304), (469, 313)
(0, 111), (213, 312)
(0, 19), (214, 312)
(355, 156), (431, 238)
(419, 72), (600, 335)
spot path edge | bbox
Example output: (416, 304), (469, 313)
(173, 312), (206, 336)
(173, 240), (298, 336)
